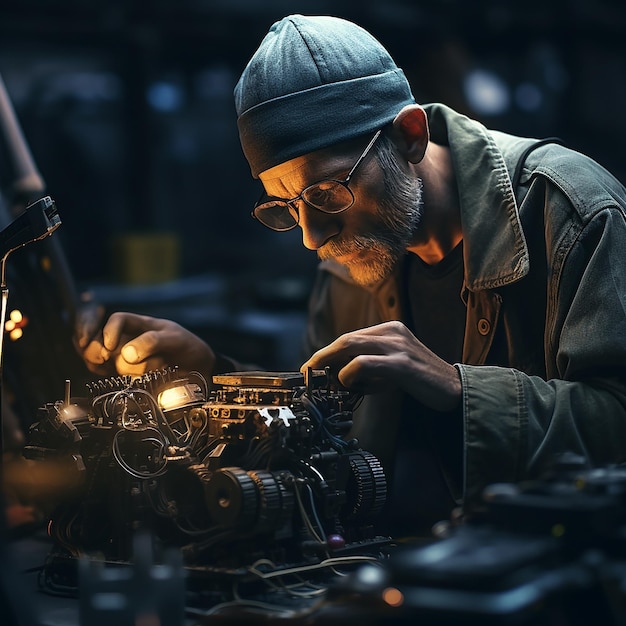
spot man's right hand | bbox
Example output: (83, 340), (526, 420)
(77, 311), (216, 378)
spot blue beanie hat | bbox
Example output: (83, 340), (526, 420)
(234, 14), (416, 178)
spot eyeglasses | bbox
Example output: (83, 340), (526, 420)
(251, 129), (383, 232)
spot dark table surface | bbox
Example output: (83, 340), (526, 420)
(4, 528), (390, 626)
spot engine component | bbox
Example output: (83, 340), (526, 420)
(23, 367), (389, 583)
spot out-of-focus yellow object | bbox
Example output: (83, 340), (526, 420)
(110, 232), (181, 285)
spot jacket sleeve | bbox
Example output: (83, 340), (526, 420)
(457, 203), (626, 505)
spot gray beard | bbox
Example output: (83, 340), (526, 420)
(318, 168), (423, 287)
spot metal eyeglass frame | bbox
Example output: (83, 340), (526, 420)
(251, 128), (383, 232)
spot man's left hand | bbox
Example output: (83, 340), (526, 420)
(300, 320), (462, 412)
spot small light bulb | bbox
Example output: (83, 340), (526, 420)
(10, 328), (23, 341)
(158, 384), (198, 410)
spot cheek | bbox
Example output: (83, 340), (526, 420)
(353, 157), (387, 201)
(344, 176), (387, 230)
(341, 207), (383, 237)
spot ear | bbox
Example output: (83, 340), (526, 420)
(390, 104), (429, 164)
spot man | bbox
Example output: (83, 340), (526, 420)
(79, 15), (626, 538)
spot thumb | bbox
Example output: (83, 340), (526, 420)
(121, 344), (141, 363)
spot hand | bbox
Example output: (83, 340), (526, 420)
(78, 311), (216, 378)
(73, 298), (106, 356)
(300, 320), (462, 412)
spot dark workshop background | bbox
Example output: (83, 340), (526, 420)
(0, 0), (625, 422)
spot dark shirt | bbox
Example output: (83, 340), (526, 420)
(378, 245), (465, 539)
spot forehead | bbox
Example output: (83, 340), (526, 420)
(259, 152), (320, 184)
(259, 137), (366, 185)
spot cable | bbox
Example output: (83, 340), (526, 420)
(247, 554), (380, 582)
(111, 427), (169, 479)
(293, 479), (325, 545)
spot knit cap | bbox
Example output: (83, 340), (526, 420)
(234, 14), (416, 178)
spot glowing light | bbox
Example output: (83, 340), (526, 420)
(464, 68), (510, 116)
(382, 587), (404, 607)
(147, 81), (184, 112)
(5, 309), (27, 340)
(158, 384), (199, 410)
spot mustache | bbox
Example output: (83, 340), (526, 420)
(318, 234), (380, 260)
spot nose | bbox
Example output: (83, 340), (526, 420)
(296, 201), (341, 250)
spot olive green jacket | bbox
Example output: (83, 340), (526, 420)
(301, 103), (626, 506)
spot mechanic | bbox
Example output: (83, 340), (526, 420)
(78, 14), (626, 538)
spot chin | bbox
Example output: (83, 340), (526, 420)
(346, 262), (393, 287)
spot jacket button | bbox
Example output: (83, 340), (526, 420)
(477, 318), (491, 335)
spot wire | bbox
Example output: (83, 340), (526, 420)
(187, 370), (209, 399)
(305, 482), (328, 544)
(244, 559), (327, 597)
(186, 595), (326, 620)
(292, 479), (325, 545)
(189, 554), (382, 618)
(300, 394), (348, 450)
(248, 554), (380, 580)
(111, 427), (169, 479)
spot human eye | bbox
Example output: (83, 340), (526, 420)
(302, 181), (339, 208)
(254, 201), (297, 230)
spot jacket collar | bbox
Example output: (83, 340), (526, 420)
(319, 104), (531, 294)
(425, 103), (530, 292)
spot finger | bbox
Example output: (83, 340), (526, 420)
(82, 337), (106, 365)
(84, 360), (116, 377)
(120, 327), (185, 364)
(302, 321), (418, 372)
(301, 334), (357, 370)
(337, 354), (390, 390)
(114, 352), (168, 377)
(301, 334), (388, 371)
(101, 312), (158, 352)
(74, 303), (106, 349)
